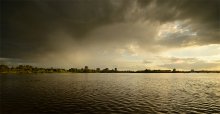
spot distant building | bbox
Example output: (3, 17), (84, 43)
(103, 68), (109, 71)
(172, 68), (176, 72)
(96, 68), (100, 72)
(84, 66), (89, 72)
(115, 68), (117, 71)
(69, 68), (77, 72)
(101, 68), (109, 73)
(85, 66), (88, 70)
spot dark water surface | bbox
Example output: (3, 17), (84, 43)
(1, 73), (220, 113)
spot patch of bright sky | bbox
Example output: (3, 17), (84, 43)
(115, 43), (142, 61)
(157, 20), (197, 40)
(162, 44), (220, 62)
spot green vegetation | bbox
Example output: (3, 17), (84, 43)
(0, 64), (219, 74)
(0, 65), (67, 73)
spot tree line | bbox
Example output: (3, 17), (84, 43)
(0, 64), (220, 73)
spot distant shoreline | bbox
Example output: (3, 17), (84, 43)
(1, 64), (220, 74)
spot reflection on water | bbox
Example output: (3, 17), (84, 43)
(1, 73), (220, 113)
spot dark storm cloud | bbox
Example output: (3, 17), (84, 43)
(1, 0), (131, 58)
(135, 0), (220, 47)
(1, 0), (219, 67)
(143, 0), (219, 24)
(172, 0), (219, 45)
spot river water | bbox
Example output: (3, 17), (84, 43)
(0, 73), (220, 113)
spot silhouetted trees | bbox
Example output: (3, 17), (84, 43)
(0, 64), (68, 73)
(0, 65), (9, 73)
(136, 69), (172, 73)
(0, 64), (220, 74)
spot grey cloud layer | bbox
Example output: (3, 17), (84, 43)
(1, 0), (219, 67)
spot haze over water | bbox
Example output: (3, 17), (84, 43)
(1, 0), (219, 113)
(1, 0), (220, 70)
(1, 73), (220, 113)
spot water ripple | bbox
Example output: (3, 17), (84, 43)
(1, 73), (220, 113)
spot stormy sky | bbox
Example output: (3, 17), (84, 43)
(1, 0), (220, 70)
